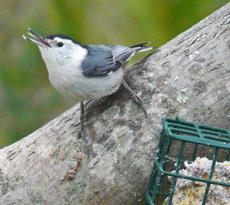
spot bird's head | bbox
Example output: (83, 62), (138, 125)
(23, 28), (87, 67)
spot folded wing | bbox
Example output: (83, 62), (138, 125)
(82, 43), (154, 77)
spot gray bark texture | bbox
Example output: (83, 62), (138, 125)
(1, 3), (230, 205)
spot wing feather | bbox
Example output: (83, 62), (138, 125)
(81, 43), (154, 77)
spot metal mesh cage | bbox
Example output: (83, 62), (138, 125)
(145, 117), (230, 205)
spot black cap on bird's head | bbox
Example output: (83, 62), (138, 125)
(46, 34), (80, 44)
(22, 28), (80, 48)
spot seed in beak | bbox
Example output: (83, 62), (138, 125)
(22, 28), (51, 47)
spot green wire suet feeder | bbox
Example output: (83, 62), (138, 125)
(145, 117), (230, 205)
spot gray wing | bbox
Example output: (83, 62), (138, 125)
(81, 43), (153, 77)
(81, 45), (122, 77)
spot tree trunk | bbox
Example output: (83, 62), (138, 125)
(1, 3), (230, 205)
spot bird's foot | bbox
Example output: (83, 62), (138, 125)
(121, 79), (147, 117)
(78, 101), (86, 138)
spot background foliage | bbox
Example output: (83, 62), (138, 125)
(0, 0), (228, 148)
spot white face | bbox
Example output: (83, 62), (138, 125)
(23, 29), (87, 68)
(23, 30), (88, 94)
(38, 37), (87, 67)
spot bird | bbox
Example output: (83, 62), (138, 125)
(22, 28), (155, 137)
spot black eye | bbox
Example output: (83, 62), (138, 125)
(57, 42), (64, 47)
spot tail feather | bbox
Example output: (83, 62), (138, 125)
(130, 42), (156, 53)
(112, 42), (156, 64)
(138, 46), (155, 52)
(130, 42), (149, 48)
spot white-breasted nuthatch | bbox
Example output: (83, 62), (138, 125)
(22, 28), (155, 136)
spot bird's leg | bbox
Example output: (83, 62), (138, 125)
(79, 100), (85, 137)
(121, 79), (147, 117)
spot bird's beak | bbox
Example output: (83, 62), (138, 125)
(22, 28), (51, 48)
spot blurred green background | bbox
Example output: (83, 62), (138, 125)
(0, 0), (228, 148)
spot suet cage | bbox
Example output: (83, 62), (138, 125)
(145, 117), (230, 205)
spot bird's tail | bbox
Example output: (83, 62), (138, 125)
(130, 42), (156, 53)
(113, 42), (156, 65)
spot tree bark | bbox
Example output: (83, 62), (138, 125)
(1, 3), (230, 205)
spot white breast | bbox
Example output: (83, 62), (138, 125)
(39, 44), (124, 101)
(73, 68), (124, 100)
